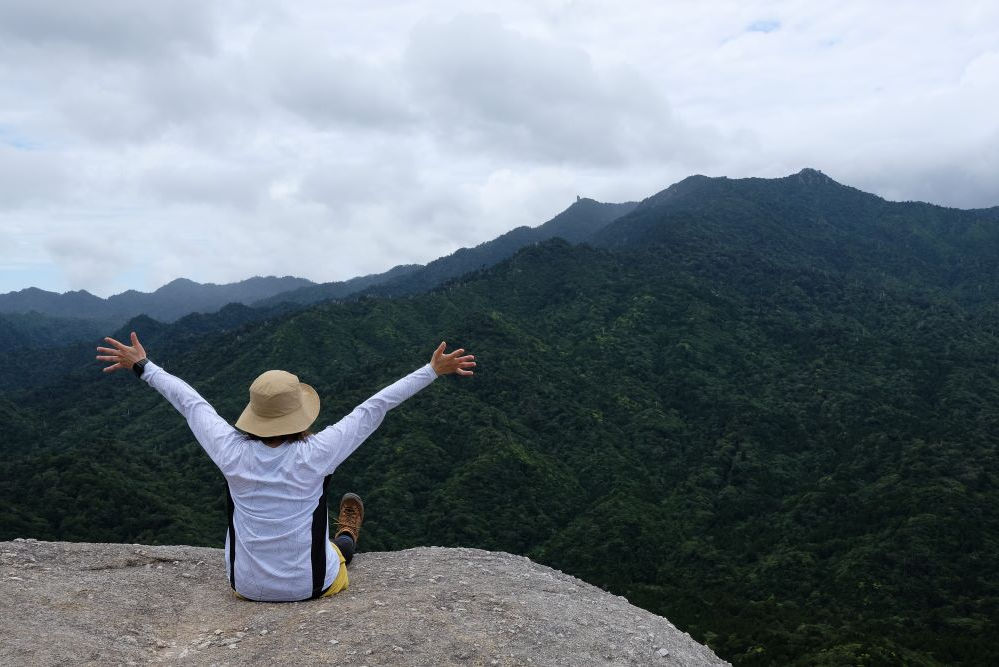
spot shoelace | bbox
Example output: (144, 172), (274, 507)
(339, 505), (360, 529)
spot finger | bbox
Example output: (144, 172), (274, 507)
(433, 341), (446, 359)
(456, 355), (475, 362)
(457, 368), (474, 376)
(448, 348), (464, 358)
(96, 355), (118, 362)
(460, 361), (476, 367)
(102, 363), (122, 373)
(104, 337), (127, 351)
(96, 347), (118, 355)
(130, 331), (144, 354)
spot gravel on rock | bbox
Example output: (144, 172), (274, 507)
(0, 539), (729, 666)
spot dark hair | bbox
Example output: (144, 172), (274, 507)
(250, 430), (313, 447)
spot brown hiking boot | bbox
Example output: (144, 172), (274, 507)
(334, 493), (364, 544)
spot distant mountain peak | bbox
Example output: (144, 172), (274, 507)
(637, 169), (851, 214)
(536, 199), (639, 244)
(793, 167), (839, 186)
(636, 174), (716, 211)
(19, 287), (49, 295)
(161, 277), (198, 288)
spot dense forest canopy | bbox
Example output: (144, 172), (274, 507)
(2, 170), (997, 665)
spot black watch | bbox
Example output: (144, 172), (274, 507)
(133, 358), (149, 378)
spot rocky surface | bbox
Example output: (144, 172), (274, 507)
(0, 539), (728, 666)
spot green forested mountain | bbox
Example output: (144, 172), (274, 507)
(1, 171), (997, 665)
(0, 287), (108, 320)
(592, 168), (999, 304)
(255, 197), (637, 305)
(0, 303), (302, 391)
(249, 263), (421, 308)
(2, 198), (634, 330)
(364, 197), (638, 297)
(0, 312), (111, 349)
(108, 276), (314, 322)
(0, 275), (313, 326)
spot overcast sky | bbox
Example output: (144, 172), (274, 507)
(1, 1), (997, 296)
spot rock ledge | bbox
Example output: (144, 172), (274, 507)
(1, 539), (727, 666)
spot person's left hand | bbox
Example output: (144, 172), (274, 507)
(96, 331), (147, 373)
(430, 342), (475, 376)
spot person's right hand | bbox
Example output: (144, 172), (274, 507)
(96, 331), (147, 373)
(430, 342), (475, 377)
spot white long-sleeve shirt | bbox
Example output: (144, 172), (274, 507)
(142, 360), (438, 601)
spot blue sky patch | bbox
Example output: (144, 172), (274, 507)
(0, 125), (41, 150)
(747, 19), (780, 34)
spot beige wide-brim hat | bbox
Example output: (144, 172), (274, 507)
(235, 370), (320, 438)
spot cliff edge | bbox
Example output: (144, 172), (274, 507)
(0, 539), (727, 666)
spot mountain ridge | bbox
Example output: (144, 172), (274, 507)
(0, 197), (638, 327)
(257, 197), (639, 304)
(6, 169), (997, 326)
(0, 275), (314, 324)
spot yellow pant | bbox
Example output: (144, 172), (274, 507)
(233, 541), (349, 601)
(322, 541), (350, 597)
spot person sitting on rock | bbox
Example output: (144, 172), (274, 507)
(96, 332), (475, 602)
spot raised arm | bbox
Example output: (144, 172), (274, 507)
(97, 332), (240, 472)
(313, 342), (475, 474)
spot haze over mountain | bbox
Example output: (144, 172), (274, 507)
(2, 169), (998, 664)
(0, 275), (314, 325)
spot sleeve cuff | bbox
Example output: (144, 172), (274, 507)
(140, 360), (162, 383)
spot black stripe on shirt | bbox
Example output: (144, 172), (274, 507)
(226, 483), (237, 591)
(310, 475), (333, 599)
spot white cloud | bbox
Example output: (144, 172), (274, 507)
(0, 0), (997, 296)
(44, 233), (132, 294)
(404, 13), (703, 166)
(0, 1), (219, 61)
(0, 145), (70, 208)
(271, 54), (415, 131)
